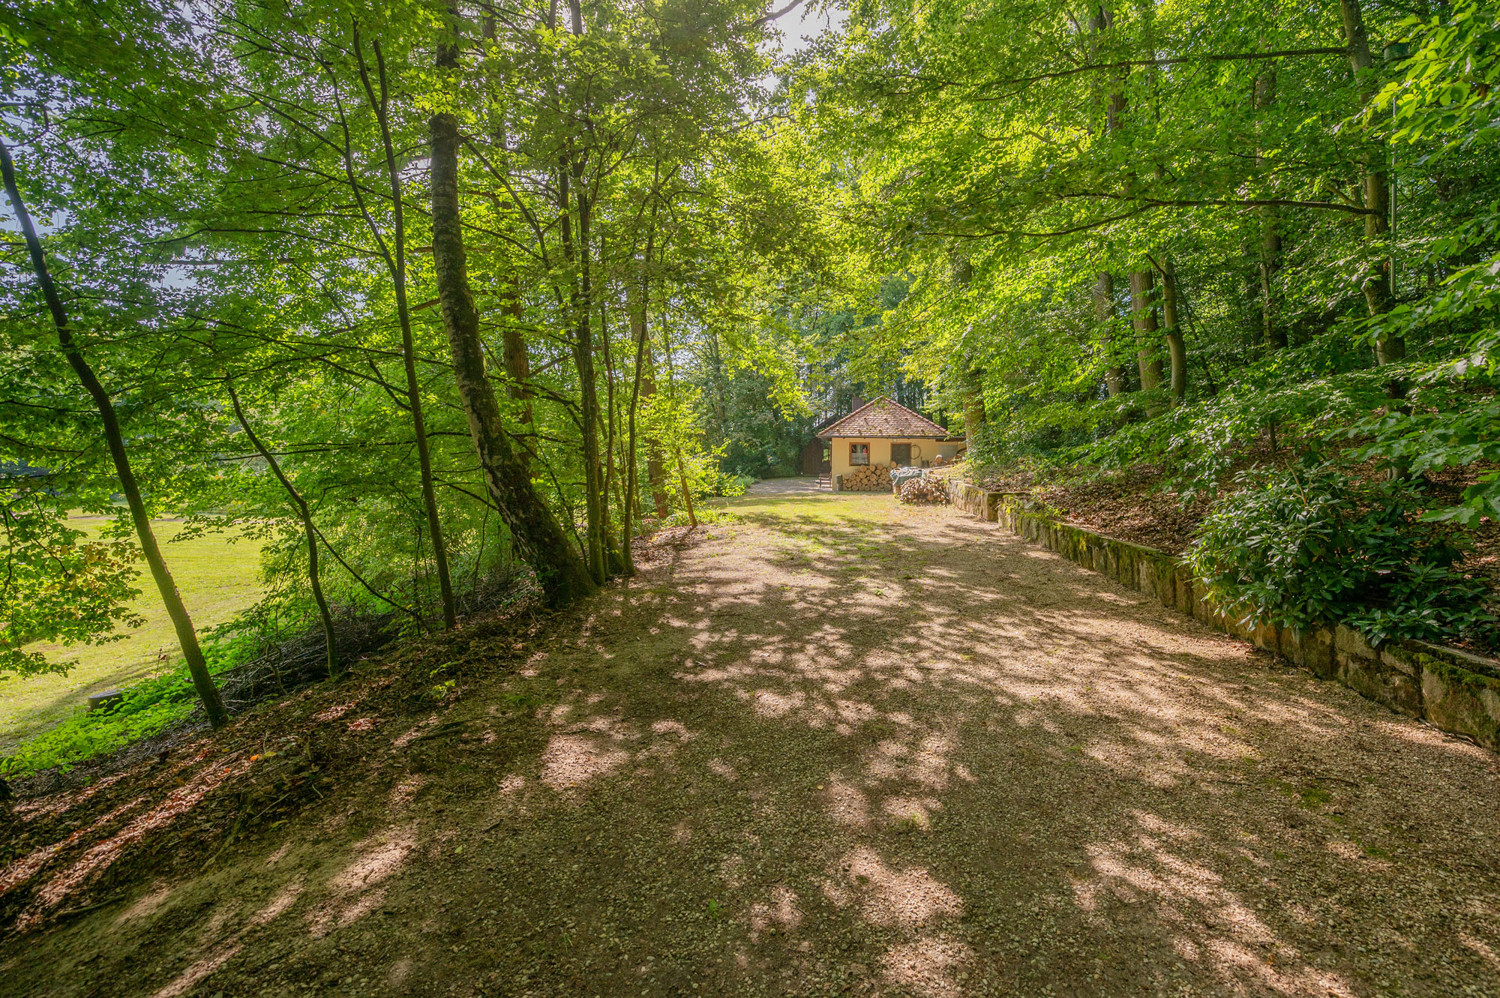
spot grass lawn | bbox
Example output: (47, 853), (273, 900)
(0, 517), (267, 753)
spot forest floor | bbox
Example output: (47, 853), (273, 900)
(3, 491), (1500, 997)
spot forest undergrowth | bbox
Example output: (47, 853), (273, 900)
(957, 446), (1500, 653)
(0, 566), (556, 933)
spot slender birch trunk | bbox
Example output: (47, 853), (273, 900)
(226, 382), (338, 677)
(0, 140), (229, 727)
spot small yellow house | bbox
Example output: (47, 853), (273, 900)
(818, 397), (963, 490)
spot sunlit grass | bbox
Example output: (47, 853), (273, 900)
(720, 490), (897, 528)
(0, 516), (267, 752)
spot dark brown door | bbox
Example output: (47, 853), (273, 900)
(890, 443), (912, 466)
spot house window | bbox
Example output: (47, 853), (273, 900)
(849, 442), (870, 466)
(890, 443), (912, 467)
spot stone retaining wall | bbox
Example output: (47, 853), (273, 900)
(946, 481), (1000, 520)
(947, 480), (1500, 751)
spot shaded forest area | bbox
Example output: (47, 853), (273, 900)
(2, 0), (1499, 772)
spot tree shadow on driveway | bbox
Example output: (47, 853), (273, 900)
(5, 495), (1499, 997)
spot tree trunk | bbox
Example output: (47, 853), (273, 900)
(961, 367), (986, 449)
(948, 253), (987, 446)
(621, 232), (657, 575)
(428, 16), (596, 608)
(501, 291), (534, 472)
(675, 449), (698, 529)
(560, 156), (607, 585)
(1157, 257), (1188, 405)
(1094, 272), (1129, 396)
(1130, 268), (1164, 412)
(647, 448), (668, 518)
(0, 140), (229, 727)
(1089, 4), (1126, 133)
(1259, 218), (1285, 349)
(1254, 70), (1287, 350)
(646, 293), (669, 516)
(480, 14), (536, 478)
(226, 382), (338, 678)
(597, 270), (626, 576)
(557, 0), (607, 583)
(1339, 0), (1404, 369)
(576, 249), (607, 583)
(1090, 8), (1130, 398)
(621, 325), (647, 575)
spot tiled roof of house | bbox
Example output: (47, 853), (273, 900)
(816, 396), (952, 439)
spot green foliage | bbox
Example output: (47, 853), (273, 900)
(0, 496), (143, 675)
(658, 508), (733, 529)
(697, 468), (754, 499)
(1355, 395), (1500, 526)
(1080, 365), (1388, 497)
(0, 631), (258, 778)
(1186, 466), (1495, 647)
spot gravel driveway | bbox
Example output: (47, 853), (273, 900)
(8, 492), (1499, 997)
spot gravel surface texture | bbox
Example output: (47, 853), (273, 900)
(4, 492), (1499, 997)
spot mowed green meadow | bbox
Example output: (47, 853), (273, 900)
(0, 517), (267, 753)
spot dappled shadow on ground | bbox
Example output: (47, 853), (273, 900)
(3, 494), (1500, 997)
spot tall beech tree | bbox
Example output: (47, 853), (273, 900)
(429, 5), (597, 608)
(352, 27), (460, 629)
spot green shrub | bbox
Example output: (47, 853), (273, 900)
(699, 469), (754, 498)
(0, 632), (256, 778)
(658, 508), (733, 529)
(1186, 464), (1495, 647)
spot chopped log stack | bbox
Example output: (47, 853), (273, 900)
(898, 477), (951, 505)
(838, 463), (894, 491)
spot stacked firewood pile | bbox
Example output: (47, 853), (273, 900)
(899, 476), (951, 505)
(839, 463), (893, 491)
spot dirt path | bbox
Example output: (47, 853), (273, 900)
(6, 493), (1500, 997)
(745, 476), (826, 495)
